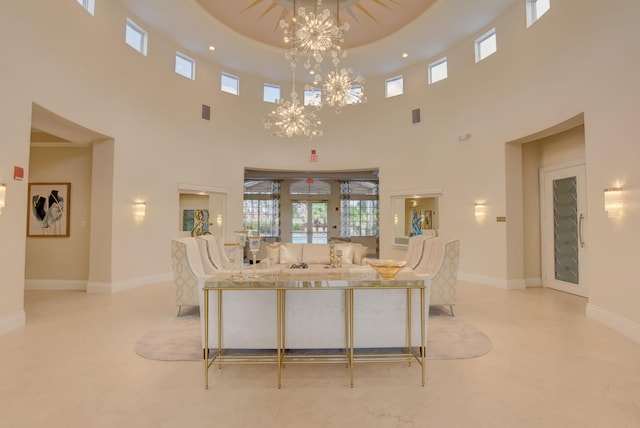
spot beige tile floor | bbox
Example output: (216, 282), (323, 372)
(1, 280), (639, 428)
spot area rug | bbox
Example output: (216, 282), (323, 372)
(134, 306), (492, 361)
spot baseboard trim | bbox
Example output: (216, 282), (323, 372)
(525, 277), (542, 287)
(0, 310), (26, 335)
(458, 273), (526, 289)
(25, 279), (87, 291)
(586, 303), (640, 345)
(87, 272), (173, 294)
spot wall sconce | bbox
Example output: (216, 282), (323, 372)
(216, 214), (223, 227)
(474, 202), (487, 221)
(604, 187), (623, 218)
(134, 202), (146, 220)
(0, 183), (6, 214)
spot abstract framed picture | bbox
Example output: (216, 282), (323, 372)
(27, 182), (71, 237)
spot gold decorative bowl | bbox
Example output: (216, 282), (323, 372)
(369, 260), (408, 279)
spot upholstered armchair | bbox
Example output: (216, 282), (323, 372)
(171, 237), (209, 315)
(414, 238), (460, 316)
(404, 230), (437, 269)
(197, 235), (233, 270)
(405, 235), (424, 269)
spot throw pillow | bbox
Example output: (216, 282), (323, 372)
(335, 243), (355, 265)
(302, 244), (331, 264)
(280, 243), (302, 264)
(352, 244), (368, 265)
(266, 243), (280, 264)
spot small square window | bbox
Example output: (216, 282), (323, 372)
(264, 84), (280, 103)
(76, 0), (95, 15)
(175, 52), (195, 80)
(526, 0), (550, 27)
(346, 86), (364, 105)
(475, 28), (497, 63)
(125, 18), (147, 55)
(385, 76), (404, 98)
(304, 89), (322, 106)
(428, 57), (448, 84)
(221, 73), (239, 95)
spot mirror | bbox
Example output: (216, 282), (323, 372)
(391, 190), (441, 246)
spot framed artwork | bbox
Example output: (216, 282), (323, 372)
(183, 209), (209, 236)
(423, 210), (433, 229)
(27, 182), (70, 237)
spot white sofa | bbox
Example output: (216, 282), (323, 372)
(259, 242), (370, 270)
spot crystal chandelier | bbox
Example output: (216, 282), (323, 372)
(280, 0), (348, 73)
(321, 66), (367, 113)
(263, 90), (323, 140)
(264, 0), (365, 140)
(263, 54), (323, 140)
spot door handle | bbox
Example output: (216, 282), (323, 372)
(578, 213), (585, 248)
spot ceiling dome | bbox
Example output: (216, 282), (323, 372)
(119, 0), (519, 80)
(195, 0), (437, 49)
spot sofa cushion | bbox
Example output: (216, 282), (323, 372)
(280, 243), (302, 264)
(352, 243), (368, 265)
(335, 243), (355, 265)
(302, 244), (331, 264)
(266, 243), (280, 264)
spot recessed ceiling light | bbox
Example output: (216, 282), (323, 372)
(208, 46), (216, 52)
(402, 52), (409, 58)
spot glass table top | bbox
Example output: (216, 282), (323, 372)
(203, 268), (425, 290)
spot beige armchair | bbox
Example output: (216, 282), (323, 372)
(197, 235), (233, 270)
(171, 237), (209, 315)
(414, 238), (460, 316)
(404, 231), (438, 269)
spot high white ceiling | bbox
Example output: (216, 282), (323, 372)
(119, 0), (519, 81)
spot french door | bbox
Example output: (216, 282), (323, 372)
(540, 163), (588, 297)
(291, 201), (328, 244)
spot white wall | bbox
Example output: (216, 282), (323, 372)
(0, 0), (638, 342)
(25, 145), (93, 287)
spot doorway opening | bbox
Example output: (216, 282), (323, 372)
(292, 200), (328, 243)
(506, 113), (586, 294)
(26, 103), (112, 293)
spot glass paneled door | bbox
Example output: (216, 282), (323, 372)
(540, 164), (588, 297)
(291, 201), (328, 243)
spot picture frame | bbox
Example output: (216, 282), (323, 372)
(27, 182), (71, 237)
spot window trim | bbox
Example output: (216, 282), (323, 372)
(428, 57), (448, 84)
(76, 0), (95, 15)
(475, 28), (497, 63)
(526, 0), (551, 28)
(385, 75), (404, 98)
(304, 88), (322, 106)
(125, 18), (148, 56)
(175, 52), (196, 80)
(263, 83), (281, 103)
(221, 72), (240, 96)
(345, 86), (364, 105)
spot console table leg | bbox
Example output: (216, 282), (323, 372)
(407, 288), (412, 367)
(421, 287), (426, 387)
(344, 289), (349, 368)
(218, 289), (223, 369)
(204, 289), (209, 390)
(277, 289), (283, 389)
(349, 289), (354, 388)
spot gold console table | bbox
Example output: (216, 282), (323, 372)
(203, 270), (426, 389)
